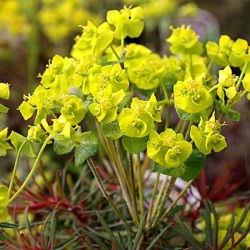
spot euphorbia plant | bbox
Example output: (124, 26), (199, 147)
(1, 5), (250, 248)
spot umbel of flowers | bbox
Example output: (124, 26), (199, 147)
(0, 6), (250, 232)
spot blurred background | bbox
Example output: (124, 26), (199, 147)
(0, 0), (249, 200)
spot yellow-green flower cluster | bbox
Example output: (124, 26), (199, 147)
(38, 0), (101, 43)
(190, 113), (227, 155)
(0, 0), (30, 36)
(88, 64), (129, 124)
(167, 25), (203, 55)
(174, 77), (213, 113)
(147, 128), (192, 168)
(118, 94), (161, 138)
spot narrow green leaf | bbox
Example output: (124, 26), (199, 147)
(81, 229), (109, 250)
(0, 222), (18, 228)
(233, 203), (250, 231)
(117, 231), (126, 249)
(124, 221), (132, 250)
(218, 214), (235, 249)
(96, 212), (120, 249)
(54, 235), (76, 250)
(203, 208), (212, 245)
(172, 228), (203, 249)
(146, 223), (172, 250)
(175, 214), (192, 236)
(132, 213), (146, 250)
(207, 200), (219, 249)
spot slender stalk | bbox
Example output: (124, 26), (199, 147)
(236, 61), (248, 89)
(146, 172), (160, 229)
(8, 141), (27, 197)
(121, 33), (125, 52)
(150, 176), (168, 225)
(165, 105), (171, 129)
(128, 153), (139, 223)
(114, 140), (133, 198)
(160, 78), (169, 100)
(156, 179), (194, 227)
(208, 84), (219, 93)
(205, 55), (215, 78)
(140, 154), (150, 177)
(8, 135), (53, 204)
(109, 45), (120, 61)
(157, 99), (174, 106)
(114, 140), (139, 224)
(95, 122), (134, 220)
(185, 121), (193, 141)
(87, 158), (125, 222)
(136, 153), (145, 217)
(180, 120), (188, 134)
(151, 177), (177, 228)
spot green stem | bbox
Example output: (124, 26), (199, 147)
(208, 84), (219, 93)
(114, 140), (133, 196)
(185, 121), (193, 141)
(121, 33), (125, 51)
(109, 140), (139, 224)
(175, 119), (183, 133)
(136, 153), (145, 217)
(8, 135), (53, 204)
(146, 172), (160, 229)
(8, 141), (27, 197)
(87, 158), (125, 222)
(236, 61), (248, 90)
(205, 55), (215, 77)
(128, 153), (139, 223)
(157, 98), (174, 106)
(151, 177), (177, 228)
(109, 45), (120, 61)
(156, 179), (194, 227)
(150, 176), (168, 225)
(180, 120), (188, 134)
(159, 78), (169, 100)
(239, 89), (248, 99)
